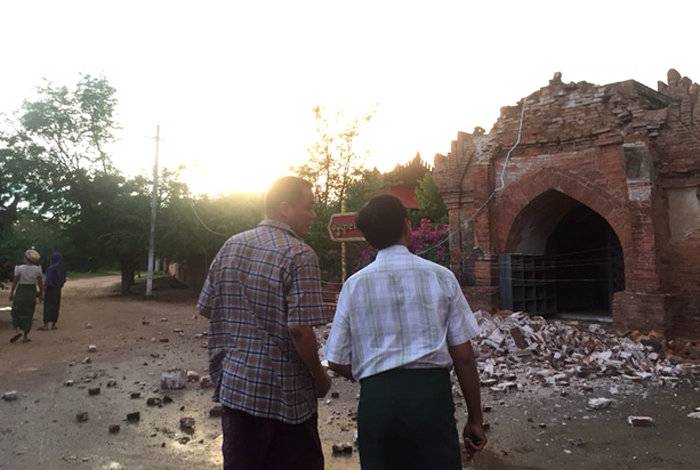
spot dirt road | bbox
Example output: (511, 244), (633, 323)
(0, 276), (698, 469)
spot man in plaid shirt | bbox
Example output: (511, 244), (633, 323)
(198, 176), (331, 470)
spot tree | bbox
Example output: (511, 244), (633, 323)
(17, 75), (118, 221)
(1, 75), (149, 291)
(293, 107), (376, 278)
(416, 173), (448, 224)
(384, 152), (431, 189)
(294, 106), (374, 208)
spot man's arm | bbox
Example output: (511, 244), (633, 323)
(324, 285), (354, 382)
(286, 248), (332, 398)
(289, 325), (331, 397)
(448, 341), (486, 453)
(9, 277), (17, 300)
(36, 273), (44, 301)
(328, 361), (353, 381)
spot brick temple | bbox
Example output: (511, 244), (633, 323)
(433, 69), (700, 338)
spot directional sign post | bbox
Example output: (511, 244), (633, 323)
(327, 212), (365, 282)
(327, 212), (364, 242)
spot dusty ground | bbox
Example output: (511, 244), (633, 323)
(0, 276), (698, 470)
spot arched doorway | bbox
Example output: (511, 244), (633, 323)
(501, 190), (625, 317)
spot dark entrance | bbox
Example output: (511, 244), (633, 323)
(545, 204), (624, 315)
(501, 190), (625, 317)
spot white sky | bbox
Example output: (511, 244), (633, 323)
(1, 0), (698, 194)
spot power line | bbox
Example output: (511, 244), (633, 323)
(416, 100), (527, 257)
(190, 199), (229, 237)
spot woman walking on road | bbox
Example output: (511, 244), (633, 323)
(9, 250), (44, 343)
(39, 252), (66, 331)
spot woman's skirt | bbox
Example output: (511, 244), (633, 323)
(43, 287), (62, 323)
(11, 284), (37, 333)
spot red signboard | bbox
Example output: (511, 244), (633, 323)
(327, 212), (365, 242)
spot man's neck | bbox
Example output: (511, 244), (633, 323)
(266, 214), (288, 226)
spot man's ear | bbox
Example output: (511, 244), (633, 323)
(277, 201), (291, 218)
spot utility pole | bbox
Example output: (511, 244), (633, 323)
(341, 198), (347, 283)
(146, 125), (160, 297)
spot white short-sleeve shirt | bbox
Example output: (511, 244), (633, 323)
(14, 265), (43, 285)
(325, 244), (480, 381)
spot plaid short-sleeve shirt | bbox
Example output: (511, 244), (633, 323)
(197, 219), (327, 424)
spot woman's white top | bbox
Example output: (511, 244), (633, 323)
(14, 265), (43, 285)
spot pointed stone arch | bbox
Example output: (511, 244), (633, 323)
(493, 167), (630, 260)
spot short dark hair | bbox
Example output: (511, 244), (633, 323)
(265, 176), (313, 215)
(356, 195), (407, 250)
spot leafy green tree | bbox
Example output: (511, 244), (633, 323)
(384, 153), (431, 189)
(294, 106), (374, 208)
(292, 107), (378, 277)
(17, 75), (118, 221)
(416, 173), (448, 224)
(0, 212), (67, 282)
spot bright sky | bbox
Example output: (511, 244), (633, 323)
(1, 1), (698, 195)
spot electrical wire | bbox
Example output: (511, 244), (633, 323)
(190, 200), (229, 237)
(415, 100), (527, 257)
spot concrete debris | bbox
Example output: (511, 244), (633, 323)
(85, 323), (93, 329)
(209, 405), (223, 418)
(587, 398), (612, 410)
(332, 443), (353, 456)
(130, 392), (141, 399)
(126, 412), (140, 423)
(147, 397), (162, 407)
(199, 376), (212, 389)
(186, 370), (200, 382)
(162, 395), (174, 404)
(106, 379), (117, 388)
(472, 310), (695, 391)
(160, 317), (168, 322)
(179, 417), (195, 434)
(81, 357), (92, 364)
(687, 412), (700, 419)
(88, 344), (97, 353)
(108, 424), (120, 434)
(76, 412), (89, 423)
(64, 380), (74, 387)
(88, 387), (101, 396)
(161, 369), (186, 390)
(627, 416), (654, 427)
(2, 391), (18, 401)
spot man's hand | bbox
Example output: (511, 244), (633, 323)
(463, 422), (487, 456)
(288, 325), (330, 399)
(313, 371), (332, 398)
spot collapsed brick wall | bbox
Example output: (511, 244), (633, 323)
(434, 70), (700, 338)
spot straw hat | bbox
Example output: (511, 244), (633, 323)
(24, 249), (40, 264)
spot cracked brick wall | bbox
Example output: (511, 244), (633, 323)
(434, 69), (700, 338)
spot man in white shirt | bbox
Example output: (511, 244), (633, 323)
(325, 194), (486, 469)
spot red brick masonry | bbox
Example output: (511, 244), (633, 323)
(434, 70), (700, 338)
